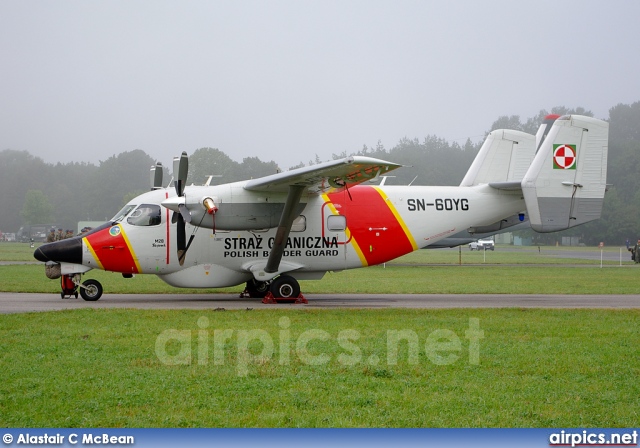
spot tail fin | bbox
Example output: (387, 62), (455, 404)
(522, 115), (608, 232)
(534, 114), (561, 153)
(460, 129), (535, 186)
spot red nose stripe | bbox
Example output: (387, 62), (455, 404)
(84, 224), (140, 273)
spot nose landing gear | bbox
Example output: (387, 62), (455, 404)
(79, 279), (103, 301)
(59, 274), (103, 301)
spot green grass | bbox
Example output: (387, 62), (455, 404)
(2, 243), (639, 428)
(3, 242), (640, 294)
(0, 308), (638, 427)
(0, 242), (41, 261)
(4, 262), (640, 295)
(390, 245), (624, 265)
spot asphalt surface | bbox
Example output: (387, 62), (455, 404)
(1, 292), (640, 313)
(3, 246), (638, 313)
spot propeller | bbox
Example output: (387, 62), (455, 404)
(173, 151), (188, 197)
(150, 162), (164, 190)
(172, 152), (194, 266)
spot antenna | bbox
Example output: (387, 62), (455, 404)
(378, 175), (396, 186)
(204, 175), (223, 186)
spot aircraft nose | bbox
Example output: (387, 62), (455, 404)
(33, 237), (83, 264)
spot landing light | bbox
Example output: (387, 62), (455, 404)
(203, 197), (218, 215)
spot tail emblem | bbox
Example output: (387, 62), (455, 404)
(553, 144), (577, 170)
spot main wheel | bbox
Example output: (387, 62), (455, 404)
(270, 275), (300, 299)
(80, 279), (103, 301)
(245, 279), (270, 298)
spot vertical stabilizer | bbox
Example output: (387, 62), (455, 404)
(460, 130), (535, 186)
(521, 115), (608, 232)
(534, 114), (561, 153)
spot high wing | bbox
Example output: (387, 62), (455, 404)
(244, 156), (402, 194)
(161, 154), (402, 274)
(244, 156), (401, 276)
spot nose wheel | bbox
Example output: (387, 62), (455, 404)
(79, 279), (103, 301)
(59, 275), (103, 301)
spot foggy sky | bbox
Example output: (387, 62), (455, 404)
(2, 1), (639, 171)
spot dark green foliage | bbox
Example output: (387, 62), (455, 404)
(357, 136), (479, 186)
(187, 148), (279, 185)
(0, 150), (51, 232)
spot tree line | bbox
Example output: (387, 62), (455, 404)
(2, 101), (639, 246)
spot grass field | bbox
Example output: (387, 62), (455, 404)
(4, 263), (640, 295)
(1, 308), (639, 427)
(1, 242), (639, 428)
(2, 242), (640, 295)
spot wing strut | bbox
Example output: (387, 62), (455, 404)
(264, 185), (305, 273)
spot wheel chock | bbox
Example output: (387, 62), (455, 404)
(262, 292), (278, 304)
(261, 292), (308, 304)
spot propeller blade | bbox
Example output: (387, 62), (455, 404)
(178, 203), (192, 223)
(176, 213), (187, 266)
(173, 151), (189, 197)
(150, 162), (164, 190)
(179, 235), (195, 266)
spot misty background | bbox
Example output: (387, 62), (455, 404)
(2, 2), (640, 245)
(3, 101), (640, 247)
(2, 1), (639, 168)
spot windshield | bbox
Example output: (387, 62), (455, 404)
(111, 204), (137, 222)
(127, 204), (162, 227)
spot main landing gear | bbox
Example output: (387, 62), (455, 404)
(59, 274), (104, 301)
(241, 275), (307, 304)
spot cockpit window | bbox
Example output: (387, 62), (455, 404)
(111, 204), (137, 222)
(127, 204), (162, 227)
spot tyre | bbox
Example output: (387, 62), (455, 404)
(80, 279), (103, 301)
(245, 279), (270, 298)
(270, 275), (300, 299)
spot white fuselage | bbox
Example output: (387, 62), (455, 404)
(78, 182), (523, 289)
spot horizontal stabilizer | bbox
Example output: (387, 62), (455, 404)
(521, 115), (608, 232)
(468, 213), (528, 234)
(487, 181), (521, 191)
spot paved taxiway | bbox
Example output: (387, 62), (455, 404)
(1, 292), (640, 313)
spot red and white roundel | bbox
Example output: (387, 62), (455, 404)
(553, 144), (576, 169)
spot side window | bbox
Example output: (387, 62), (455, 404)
(291, 215), (306, 232)
(327, 215), (346, 231)
(127, 204), (162, 227)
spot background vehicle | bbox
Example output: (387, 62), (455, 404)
(16, 224), (60, 242)
(469, 239), (495, 250)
